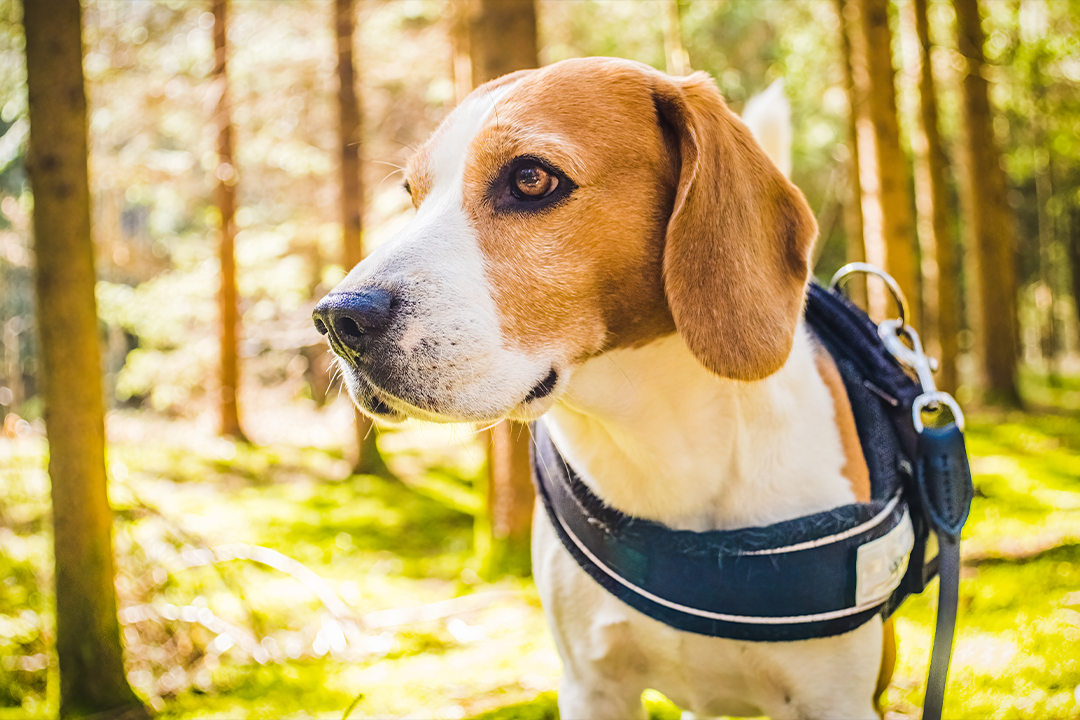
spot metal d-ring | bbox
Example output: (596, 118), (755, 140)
(913, 391), (966, 433)
(829, 262), (910, 329)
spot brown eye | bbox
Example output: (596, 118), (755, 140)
(514, 164), (557, 198)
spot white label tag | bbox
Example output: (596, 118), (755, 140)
(856, 509), (914, 606)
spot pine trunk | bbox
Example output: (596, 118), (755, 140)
(485, 421), (534, 577)
(469, 0), (538, 85)
(835, 0), (868, 308)
(466, 0), (538, 577)
(856, 0), (919, 324)
(213, 0), (245, 440)
(954, 0), (1020, 405)
(335, 0), (388, 476)
(1069, 209), (1080, 333)
(23, 0), (146, 716)
(911, 0), (960, 393)
(662, 0), (689, 76)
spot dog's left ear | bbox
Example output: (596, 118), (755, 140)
(653, 73), (816, 381)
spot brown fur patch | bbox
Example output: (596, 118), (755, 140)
(813, 347), (871, 502)
(461, 59), (679, 361)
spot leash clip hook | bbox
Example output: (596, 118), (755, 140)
(831, 263), (961, 433)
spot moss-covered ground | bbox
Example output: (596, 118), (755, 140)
(1, 404), (1078, 719)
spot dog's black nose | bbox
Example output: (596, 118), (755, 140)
(312, 287), (395, 355)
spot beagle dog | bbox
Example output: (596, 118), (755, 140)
(314, 57), (893, 719)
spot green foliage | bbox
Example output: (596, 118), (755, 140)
(5, 408), (1080, 718)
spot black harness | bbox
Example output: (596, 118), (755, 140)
(532, 278), (973, 719)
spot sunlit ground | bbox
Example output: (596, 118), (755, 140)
(2, 385), (1080, 719)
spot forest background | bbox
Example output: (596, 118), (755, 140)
(2, 0), (1080, 718)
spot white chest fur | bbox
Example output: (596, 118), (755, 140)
(542, 323), (856, 531)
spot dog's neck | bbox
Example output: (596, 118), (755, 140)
(542, 323), (856, 532)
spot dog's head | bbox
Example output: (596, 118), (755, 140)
(313, 58), (816, 423)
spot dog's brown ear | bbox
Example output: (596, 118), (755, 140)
(654, 73), (816, 381)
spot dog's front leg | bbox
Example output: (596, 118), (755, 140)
(533, 510), (649, 720)
(557, 675), (648, 720)
(554, 616), (650, 720)
(749, 619), (885, 720)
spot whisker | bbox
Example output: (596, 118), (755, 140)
(375, 168), (407, 195)
(473, 416), (507, 434)
(370, 159), (405, 171)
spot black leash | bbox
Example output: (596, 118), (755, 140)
(836, 263), (973, 720)
(924, 537), (960, 720)
(913, 418), (973, 720)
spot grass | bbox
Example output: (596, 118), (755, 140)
(1, 402), (1079, 719)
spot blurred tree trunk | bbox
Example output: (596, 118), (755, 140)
(466, 0), (538, 577)
(336, 0), (389, 477)
(450, 1), (474, 105)
(855, 0), (919, 325)
(1034, 143), (1058, 371)
(910, 0), (960, 393)
(3, 318), (22, 413)
(212, 0), (246, 440)
(834, 0), (868, 308)
(954, 0), (1020, 405)
(469, 0), (538, 85)
(23, 0), (147, 717)
(662, 0), (689, 76)
(1069, 208), (1080, 332)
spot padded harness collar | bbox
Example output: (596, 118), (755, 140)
(531, 282), (939, 642)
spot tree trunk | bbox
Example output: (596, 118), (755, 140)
(3, 319), (22, 413)
(1033, 142), (1059, 373)
(466, 0), (538, 577)
(835, 0), (868, 308)
(485, 421), (534, 576)
(212, 0), (246, 440)
(23, 0), (146, 716)
(468, 0), (538, 86)
(662, 0), (689, 76)
(954, 0), (1020, 405)
(450, 0), (474, 105)
(856, 0), (919, 325)
(335, 0), (389, 477)
(910, 0), (960, 393)
(1069, 209), (1080, 334)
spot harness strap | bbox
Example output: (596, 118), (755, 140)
(531, 421), (914, 642)
(924, 537), (960, 720)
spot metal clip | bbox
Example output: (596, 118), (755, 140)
(877, 314), (963, 433)
(831, 263), (963, 434)
(878, 320), (937, 393)
(830, 262), (910, 329)
(913, 392), (965, 433)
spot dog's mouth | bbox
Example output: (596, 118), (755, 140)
(342, 362), (562, 425)
(524, 368), (559, 403)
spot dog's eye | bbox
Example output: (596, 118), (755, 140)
(514, 165), (557, 199)
(491, 155), (576, 213)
